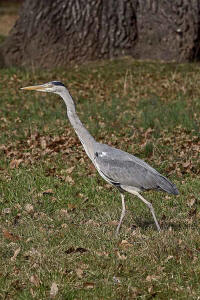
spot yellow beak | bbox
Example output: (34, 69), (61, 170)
(21, 84), (47, 91)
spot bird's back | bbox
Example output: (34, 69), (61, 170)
(93, 143), (179, 195)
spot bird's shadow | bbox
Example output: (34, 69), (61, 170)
(132, 218), (189, 232)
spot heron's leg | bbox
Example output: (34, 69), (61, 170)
(135, 192), (161, 232)
(116, 193), (126, 236)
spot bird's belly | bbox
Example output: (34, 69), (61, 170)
(120, 185), (142, 194)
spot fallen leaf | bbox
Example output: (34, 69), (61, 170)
(25, 204), (34, 213)
(83, 282), (95, 289)
(10, 159), (23, 169)
(164, 255), (173, 263)
(146, 275), (160, 282)
(86, 219), (100, 227)
(30, 288), (36, 298)
(187, 198), (196, 207)
(144, 127), (153, 139)
(64, 247), (75, 254)
(2, 229), (20, 242)
(116, 251), (126, 260)
(30, 274), (40, 287)
(26, 237), (33, 242)
(2, 208), (11, 214)
(108, 220), (119, 226)
(75, 247), (88, 253)
(183, 161), (190, 168)
(59, 209), (70, 218)
(119, 240), (133, 248)
(66, 166), (75, 174)
(95, 251), (109, 257)
(50, 282), (58, 298)
(188, 208), (197, 217)
(43, 189), (54, 195)
(65, 247), (88, 254)
(61, 223), (68, 228)
(65, 176), (75, 184)
(40, 137), (47, 149)
(67, 203), (77, 211)
(75, 268), (84, 278)
(26, 248), (41, 258)
(11, 247), (21, 261)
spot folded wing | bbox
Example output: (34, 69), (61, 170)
(94, 143), (179, 195)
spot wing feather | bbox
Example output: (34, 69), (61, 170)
(94, 143), (178, 195)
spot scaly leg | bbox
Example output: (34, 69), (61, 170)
(134, 191), (161, 232)
(116, 193), (126, 236)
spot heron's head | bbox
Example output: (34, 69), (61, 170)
(21, 81), (66, 94)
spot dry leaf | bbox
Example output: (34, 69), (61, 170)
(59, 209), (70, 217)
(144, 127), (153, 139)
(2, 229), (20, 242)
(164, 255), (173, 263)
(43, 189), (54, 195)
(108, 220), (119, 226)
(95, 251), (109, 257)
(116, 251), (126, 260)
(11, 247), (21, 261)
(66, 166), (75, 174)
(119, 240), (133, 248)
(83, 282), (95, 289)
(30, 274), (40, 287)
(61, 223), (68, 228)
(75, 268), (84, 278)
(26, 248), (41, 258)
(65, 247), (88, 254)
(40, 138), (47, 149)
(146, 275), (160, 282)
(187, 198), (196, 207)
(30, 288), (36, 298)
(10, 159), (23, 169)
(25, 204), (34, 213)
(65, 176), (75, 184)
(86, 219), (100, 227)
(50, 282), (58, 298)
(183, 161), (190, 168)
(2, 208), (11, 214)
(67, 203), (77, 211)
(26, 237), (33, 242)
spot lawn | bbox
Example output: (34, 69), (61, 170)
(0, 58), (200, 299)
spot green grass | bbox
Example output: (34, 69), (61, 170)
(0, 58), (200, 299)
(137, 96), (200, 136)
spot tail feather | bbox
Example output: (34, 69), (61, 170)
(158, 175), (179, 195)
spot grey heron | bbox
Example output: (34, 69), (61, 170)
(21, 81), (179, 234)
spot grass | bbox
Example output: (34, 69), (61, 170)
(0, 58), (200, 299)
(137, 96), (199, 136)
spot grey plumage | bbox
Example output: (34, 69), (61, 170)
(21, 81), (179, 234)
(94, 143), (179, 195)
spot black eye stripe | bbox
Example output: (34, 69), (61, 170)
(52, 81), (65, 87)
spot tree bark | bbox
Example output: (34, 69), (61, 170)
(2, 0), (137, 68)
(133, 0), (200, 62)
(1, 0), (200, 68)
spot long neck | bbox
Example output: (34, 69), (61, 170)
(58, 89), (96, 161)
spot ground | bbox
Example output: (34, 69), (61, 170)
(0, 3), (200, 300)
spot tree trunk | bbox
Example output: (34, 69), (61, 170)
(2, 0), (137, 68)
(133, 0), (200, 62)
(1, 0), (200, 68)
